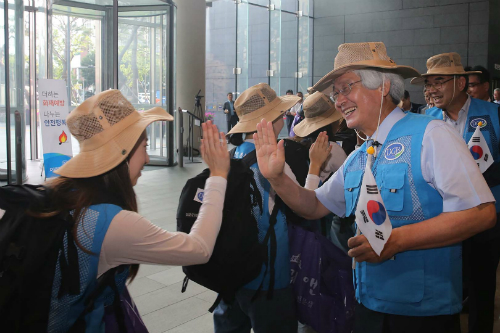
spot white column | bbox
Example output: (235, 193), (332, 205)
(175, 0), (206, 154)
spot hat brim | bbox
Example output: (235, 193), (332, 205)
(55, 107), (173, 178)
(411, 71), (483, 85)
(312, 63), (421, 94)
(227, 95), (301, 135)
(293, 107), (343, 138)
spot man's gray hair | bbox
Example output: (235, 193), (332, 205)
(352, 69), (405, 105)
(495, 88), (500, 93)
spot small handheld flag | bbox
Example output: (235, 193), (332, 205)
(467, 122), (493, 173)
(354, 148), (392, 256)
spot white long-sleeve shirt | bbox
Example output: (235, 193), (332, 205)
(97, 176), (227, 277)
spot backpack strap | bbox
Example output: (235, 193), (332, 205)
(68, 266), (128, 333)
(230, 146), (257, 166)
(251, 195), (282, 301)
(58, 215), (81, 298)
(240, 149), (257, 167)
(208, 294), (223, 313)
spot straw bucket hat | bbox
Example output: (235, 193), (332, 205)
(55, 89), (173, 178)
(293, 92), (343, 138)
(410, 52), (481, 85)
(313, 42), (420, 93)
(227, 83), (300, 135)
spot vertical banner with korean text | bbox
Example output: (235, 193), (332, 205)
(39, 79), (73, 178)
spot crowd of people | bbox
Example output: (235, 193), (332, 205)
(3, 41), (500, 333)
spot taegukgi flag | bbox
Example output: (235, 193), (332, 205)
(355, 154), (392, 256)
(467, 123), (493, 173)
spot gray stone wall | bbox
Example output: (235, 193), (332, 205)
(313, 0), (489, 104)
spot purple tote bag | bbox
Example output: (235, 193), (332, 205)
(289, 225), (355, 333)
(103, 286), (149, 333)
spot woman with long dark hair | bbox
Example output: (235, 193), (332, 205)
(44, 90), (229, 331)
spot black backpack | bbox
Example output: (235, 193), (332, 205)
(177, 150), (267, 311)
(177, 143), (310, 311)
(0, 185), (136, 332)
(0, 184), (80, 331)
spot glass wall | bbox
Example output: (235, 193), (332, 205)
(205, 0), (235, 131)
(1, 0), (177, 184)
(206, 0), (313, 134)
(46, 0), (176, 165)
(0, 0), (26, 184)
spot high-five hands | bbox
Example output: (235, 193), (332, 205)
(253, 119), (285, 181)
(201, 120), (230, 179)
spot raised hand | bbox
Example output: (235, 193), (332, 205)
(309, 131), (332, 176)
(253, 119), (285, 181)
(201, 120), (230, 179)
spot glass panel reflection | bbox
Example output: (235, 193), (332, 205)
(206, 0), (235, 133)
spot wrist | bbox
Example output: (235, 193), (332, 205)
(390, 227), (404, 254)
(268, 171), (286, 184)
(210, 171), (228, 179)
(309, 163), (321, 176)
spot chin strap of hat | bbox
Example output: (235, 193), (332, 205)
(449, 76), (457, 110)
(370, 74), (386, 158)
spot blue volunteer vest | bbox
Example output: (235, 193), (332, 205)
(48, 204), (129, 333)
(344, 113), (462, 316)
(233, 142), (291, 291)
(426, 98), (500, 212)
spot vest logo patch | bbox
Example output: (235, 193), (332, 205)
(384, 143), (405, 160)
(470, 118), (487, 128)
(194, 188), (204, 203)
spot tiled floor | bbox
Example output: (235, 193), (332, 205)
(17, 158), (500, 332)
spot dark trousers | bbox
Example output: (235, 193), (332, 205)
(286, 115), (294, 134)
(465, 213), (500, 333)
(227, 114), (238, 132)
(354, 303), (460, 333)
(213, 287), (297, 333)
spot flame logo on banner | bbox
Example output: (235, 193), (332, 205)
(59, 131), (68, 145)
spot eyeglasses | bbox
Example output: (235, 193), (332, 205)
(467, 82), (482, 88)
(331, 80), (362, 102)
(424, 77), (454, 91)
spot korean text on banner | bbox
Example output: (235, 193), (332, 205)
(39, 79), (73, 178)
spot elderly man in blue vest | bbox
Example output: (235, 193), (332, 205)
(253, 42), (496, 333)
(412, 52), (500, 333)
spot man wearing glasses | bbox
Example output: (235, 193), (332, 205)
(466, 65), (492, 102)
(254, 43), (496, 332)
(415, 52), (500, 333)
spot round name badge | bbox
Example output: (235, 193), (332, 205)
(384, 142), (405, 160)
